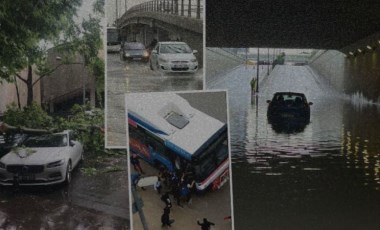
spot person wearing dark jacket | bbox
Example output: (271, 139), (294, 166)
(197, 218), (215, 230)
(161, 206), (174, 227)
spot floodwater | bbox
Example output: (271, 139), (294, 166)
(208, 65), (380, 230)
(0, 156), (129, 229)
(107, 53), (203, 93)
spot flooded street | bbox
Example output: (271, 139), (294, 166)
(208, 65), (380, 230)
(0, 156), (129, 229)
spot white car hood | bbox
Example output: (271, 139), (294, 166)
(1, 147), (68, 165)
(159, 53), (196, 61)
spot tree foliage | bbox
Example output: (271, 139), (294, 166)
(3, 103), (105, 155)
(56, 104), (105, 154)
(3, 103), (53, 129)
(0, 0), (82, 83)
(0, 0), (105, 108)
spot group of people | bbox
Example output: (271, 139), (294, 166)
(130, 153), (216, 229)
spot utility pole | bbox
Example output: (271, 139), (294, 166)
(115, 0), (119, 24)
(267, 48), (270, 75)
(256, 48), (260, 93)
(245, 47), (248, 69)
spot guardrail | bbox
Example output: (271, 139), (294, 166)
(128, 0), (203, 19)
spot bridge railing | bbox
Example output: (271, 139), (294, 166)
(128, 0), (203, 20)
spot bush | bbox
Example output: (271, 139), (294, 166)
(3, 103), (53, 129)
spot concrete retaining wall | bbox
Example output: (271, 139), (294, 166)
(309, 49), (380, 103)
(205, 48), (244, 79)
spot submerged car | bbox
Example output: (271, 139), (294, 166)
(0, 130), (83, 186)
(267, 92), (313, 123)
(149, 41), (198, 73)
(120, 42), (149, 62)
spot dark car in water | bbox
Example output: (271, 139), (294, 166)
(267, 92), (313, 123)
(120, 42), (149, 62)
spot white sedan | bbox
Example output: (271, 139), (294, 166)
(0, 130), (83, 186)
(149, 41), (198, 73)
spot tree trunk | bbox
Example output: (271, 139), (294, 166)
(27, 65), (33, 106)
(13, 75), (21, 109)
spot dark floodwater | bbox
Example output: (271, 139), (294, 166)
(208, 65), (380, 230)
(0, 157), (129, 229)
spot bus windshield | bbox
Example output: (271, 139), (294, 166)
(107, 28), (119, 45)
(193, 131), (228, 182)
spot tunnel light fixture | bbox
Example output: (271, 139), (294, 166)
(349, 52), (354, 56)
(357, 49), (362, 53)
(367, 45), (372, 50)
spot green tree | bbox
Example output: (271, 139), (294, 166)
(0, 0), (82, 105)
(0, 0), (104, 107)
(63, 0), (105, 108)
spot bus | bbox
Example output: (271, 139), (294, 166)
(107, 26), (120, 53)
(126, 93), (230, 191)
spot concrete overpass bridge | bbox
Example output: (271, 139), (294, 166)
(117, 0), (203, 64)
(206, 1), (380, 104)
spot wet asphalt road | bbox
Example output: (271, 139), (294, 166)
(107, 53), (203, 93)
(0, 155), (129, 229)
(208, 64), (380, 230)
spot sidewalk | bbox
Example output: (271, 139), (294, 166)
(133, 161), (232, 230)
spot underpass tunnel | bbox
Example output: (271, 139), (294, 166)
(207, 39), (380, 105)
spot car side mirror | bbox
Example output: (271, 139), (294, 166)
(266, 100), (271, 103)
(193, 50), (198, 54)
(152, 50), (158, 54)
(308, 102), (313, 105)
(69, 140), (75, 147)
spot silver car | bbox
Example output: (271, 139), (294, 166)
(0, 130), (83, 186)
(149, 41), (198, 73)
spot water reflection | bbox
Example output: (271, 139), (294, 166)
(211, 65), (380, 229)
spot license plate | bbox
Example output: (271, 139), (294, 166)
(21, 174), (35, 181)
(281, 113), (294, 118)
(133, 58), (141, 60)
(174, 65), (184, 68)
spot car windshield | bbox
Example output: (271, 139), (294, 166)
(125, 43), (145, 50)
(273, 94), (306, 105)
(160, 44), (192, 54)
(22, 134), (68, 148)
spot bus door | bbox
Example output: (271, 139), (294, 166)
(148, 145), (175, 172)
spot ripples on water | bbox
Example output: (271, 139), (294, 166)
(225, 65), (380, 229)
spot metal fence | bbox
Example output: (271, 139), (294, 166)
(128, 0), (203, 19)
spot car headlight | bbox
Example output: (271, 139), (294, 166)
(46, 159), (65, 168)
(159, 57), (169, 63)
(190, 58), (197, 63)
(0, 161), (5, 169)
(125, 53), (130, 57)
(143, 51), (149, 57)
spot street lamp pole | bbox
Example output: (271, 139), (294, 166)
(256, 48), (260, 93)
(267, 48), (270, 75)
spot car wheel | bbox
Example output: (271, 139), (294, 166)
(64, 161), (72, 185)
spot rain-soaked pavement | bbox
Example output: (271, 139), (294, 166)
(0, 155), (129, 229)
(207, 64), (380, 230)
(107, 53), (203, 93)
(106, 53), (203, 147)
